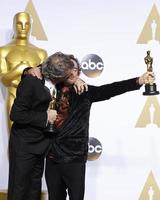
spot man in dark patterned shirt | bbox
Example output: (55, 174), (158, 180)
(44, 54), (154, 200)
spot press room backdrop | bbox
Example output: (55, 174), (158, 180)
(1, 0), (160, 199)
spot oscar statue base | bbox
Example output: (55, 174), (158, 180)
(45, 123), (57, 134)
(143, 83), (159, 96)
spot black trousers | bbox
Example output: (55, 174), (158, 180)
(45, 158), (86, 200)
(7, 137), (45, 200)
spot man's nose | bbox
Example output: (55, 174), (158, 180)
(70, 72), (74, 76)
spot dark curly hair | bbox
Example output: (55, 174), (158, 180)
(41, 52), (80, 82)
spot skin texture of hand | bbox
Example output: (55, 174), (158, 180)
(28, 67), (42, 79)
(73, 78), (88, 95)
(138, 72), (155, 85)
(47, 109), (57, 123)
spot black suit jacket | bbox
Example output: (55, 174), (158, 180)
(10, 75), (52, 155)
(50, 78), (141, 163)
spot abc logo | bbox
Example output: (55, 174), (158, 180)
(88, 137), (102, 161)
(81, 54), (104, 78)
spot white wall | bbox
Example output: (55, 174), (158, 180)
(1, 0), (160, 199)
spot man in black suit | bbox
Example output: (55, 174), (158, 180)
(7, 52), (87, 200)
(44, 55), (154, 200)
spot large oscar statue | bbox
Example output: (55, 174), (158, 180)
(143, 50), (159, 95)
(0, 12), (47, 129)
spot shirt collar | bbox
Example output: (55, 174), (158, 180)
(44, 79), (56, 96)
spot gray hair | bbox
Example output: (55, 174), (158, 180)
(41, 52), (76, 81)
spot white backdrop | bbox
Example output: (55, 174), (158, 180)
(1, 0), (160, 199)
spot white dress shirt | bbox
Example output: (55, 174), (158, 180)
(44, 79), (56, 97)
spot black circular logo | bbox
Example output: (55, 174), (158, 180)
(87, 137), (102, 161)
(81, 54), (104, 78)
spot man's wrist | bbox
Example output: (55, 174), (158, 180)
(136, 77), (142, 85)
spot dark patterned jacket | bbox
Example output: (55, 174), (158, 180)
(50, 78), (141, 163)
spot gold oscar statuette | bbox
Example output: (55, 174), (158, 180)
(143, 50), (159, 95)
(46, 90), (57, 133)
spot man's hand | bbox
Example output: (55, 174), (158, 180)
(47, 109), (57, 124)
(138, 72), (155, 85)
(27, 67), (42, 79)
(73, 78), (88, 95)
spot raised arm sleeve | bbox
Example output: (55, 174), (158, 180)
(88, 78), (142, 103)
